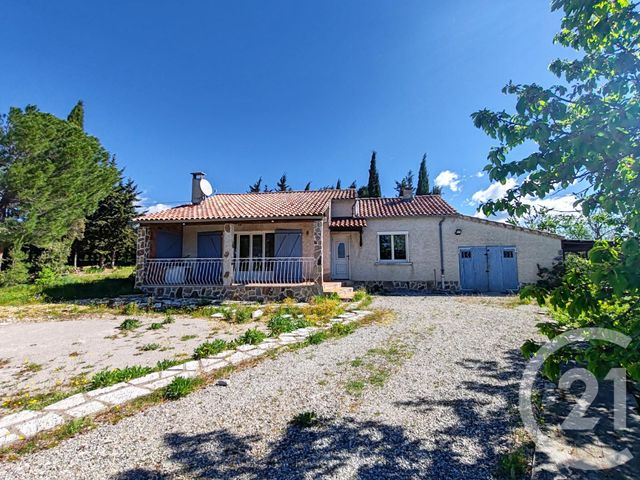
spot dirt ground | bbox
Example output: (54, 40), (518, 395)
(0, 311), (268, 409)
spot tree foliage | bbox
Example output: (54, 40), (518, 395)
(74, 176), (140, 267)
(0, 104), (119, 280)
(394, 170), (414, 196)
(248, 177), (262, 193)
(365, 151), (381, 198)
(416, 154), (430, 195)
(473, 0), (640, 381)
(276, 173), (290, 192)
(67, 100), (84, 129)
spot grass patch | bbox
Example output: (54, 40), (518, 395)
(345, 380), (366, 396)
(140, 343), (161, 351)
(21, 362), (43, 373)
(268, 314), (309, 335)
(290, 411), (321, 428)
(180, 334), (197, 341)
(352, 289), (372, 307)
(237, 328), (267, 345)
(306, 331), (327, 345)
(164, 376), (204, 400)
(118, 318), (141, 331)
(329, 322), (356, 337)
(148, 322), (163, 330)
(163, 314), (175, 324)
(193, 339), (228, 359)
(155, 359), (182, 370)
(90, 365), (154, 389)
(0, 267), (136, 307)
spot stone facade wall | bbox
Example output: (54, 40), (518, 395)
(140, 283), (322, 302)
(134, 226), (151, 289)
(353, 280), (459, 294)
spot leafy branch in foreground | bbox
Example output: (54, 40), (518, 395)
(473, 0), (640, 381)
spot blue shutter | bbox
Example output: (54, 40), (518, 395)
(155, 230), (182, 258)
(197, 232), (222, 258)
(274, 230), (303, 282)
(195, 232), (222, 284)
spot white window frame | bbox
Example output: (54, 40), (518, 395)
(234, 231), (275, 259)
(376, 231), (409, 263)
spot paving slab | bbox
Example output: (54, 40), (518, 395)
(0, 410), (41, 429)
(66, 401), (107, 418)
(44, 393), (87, 411)
(16, 413), (65, 437)
(95, 386), (150, 406)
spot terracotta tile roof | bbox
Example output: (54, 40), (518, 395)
(357, 195), (457, 217)
(138, 189), (356, 222)
(329, 217), (368, 229)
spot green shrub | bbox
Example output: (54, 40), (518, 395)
(140, 343), (160, 351)
(118, 318), (141, 331)
(148, 322), (163, 330)
(330, 322), (356, 337)
(268, 314), (309, 336)
(237, 328), (267, 345)
(222, 305), (254, 323)
(290, 411), (320, 428)
(90, 365), (154, 389)
(34, 267), (59, 286)
(156, 359), (182, 370)
(193, 339), (228, 359)
(163, 315), (175, 324)
(164, 376), (203, 400)
(307, 331), (327, 345)
(122, 302), (142, 315)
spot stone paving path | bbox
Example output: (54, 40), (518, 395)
(0, 310), (371, 448)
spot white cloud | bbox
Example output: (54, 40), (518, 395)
(435, 170), (461, 192)
(144, 203), (174, 214)
(475, 171), (485, 178)
(470, 178), (517, 204)
(523, 194), (580, 214)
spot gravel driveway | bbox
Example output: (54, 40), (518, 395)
(0, 295), (542, 480)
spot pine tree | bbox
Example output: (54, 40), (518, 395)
(67, 100), (84, 129)
(394, 170), (414, 196)
(349, 181), (357, 189)
(335, 179), (341, 189)
(416, 154), (430, 195)
(304, 182), (311, 191)
(248, 177), (262, 192)
(431, 184), (443, 195)
(366, 151), (381, 197)
(276, 173), (290, 192)
(74, 176), (140, 267)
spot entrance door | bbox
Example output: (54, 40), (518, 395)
(332, 236), (350, 280)
(459, 246), (518, 292)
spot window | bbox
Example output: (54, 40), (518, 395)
(378, 233), (409, 262)
(337, 242), (346, 258)
(503, 250), (514, 258)
(461, 250), (471, 259)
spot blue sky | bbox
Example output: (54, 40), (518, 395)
(0, 1), (572, 216)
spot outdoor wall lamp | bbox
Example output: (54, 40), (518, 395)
(454, 228), (462, 235)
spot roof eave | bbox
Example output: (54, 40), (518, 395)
(136, 214), (325, 225)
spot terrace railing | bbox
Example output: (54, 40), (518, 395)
(232, 257), (315, 285)
(144, 258), (223, 286)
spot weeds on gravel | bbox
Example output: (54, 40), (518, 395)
(148, 322), (164, 330)
(163, 314), (175, 324)
(290, 411), (321, 428)
(155, 359), (182, 370)
(345, 380), (366, 396)
(237, 328), (267, 345)
(118, 318), (141, 331)
(268, 314), (309, 335)
(193, 339), (228, 359)
(306, 331), (327, 345)
(164, 376), (204, 400)
(122, 303), (143, 316)
(352, 289), (372, 307)
(90, 365), (154, 389)
(329, 322), (356, 337)
(222, 305), (254, 323)
(495, 428), (534, 479)
(180, 334), (197, 341)
(140, 343), (161, 351)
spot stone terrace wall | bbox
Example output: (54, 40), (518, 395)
(141, 283), (323, 303)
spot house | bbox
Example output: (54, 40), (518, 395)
(134, 172), (563, 301)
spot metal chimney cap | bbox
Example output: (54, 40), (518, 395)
(191, 171), (206, 177)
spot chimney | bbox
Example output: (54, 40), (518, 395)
(401, 186), (414, 201)
(191, 171), (207, 204)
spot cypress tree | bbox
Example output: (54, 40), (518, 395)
(276, 173), (290, 192)
(349, 181), (357, 189)
(248, 177), (262, 192)
(304, 182), (311, 191)
(366, 151), (381, 197)
(67, 100), (85, 129)
(416, 154), (430, 195)
(335, 179), (341, 189)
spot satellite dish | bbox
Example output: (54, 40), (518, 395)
(199, 178), (214, 197)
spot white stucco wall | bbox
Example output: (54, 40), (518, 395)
(330, 199), (355, 218)
(334, 216), (562, 286)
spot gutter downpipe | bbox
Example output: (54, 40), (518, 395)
(438, 217), (446, 290)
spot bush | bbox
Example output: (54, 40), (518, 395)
(164, 376), (203, 400)
(156, 359), (182, 370)
(307, 331), (327, 345)
(329, 322), (356, 337)
(122, 302), (142, 315)
(90, 365), (154, 389)
(148, 322), (163, 330)
(237, 328), (267, 345)
(268, 314), (309, 336)
(290, 411), (320, 428)
(118, 318), (141, 331)
(34, 267), (59, 286)
(193, 339), (228, 359)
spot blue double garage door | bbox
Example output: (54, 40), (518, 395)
(459, 246), (518, 293)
